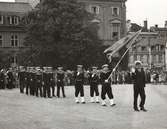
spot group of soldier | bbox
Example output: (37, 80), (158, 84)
(0, 61), (147, 111)
(18, 66), (66, 98)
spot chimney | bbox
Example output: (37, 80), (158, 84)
(143, 20), (148, 31)
(155, 24), (158, 28)
(165, 21), (167, 28)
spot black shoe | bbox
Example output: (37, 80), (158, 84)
(134, 108), (140, 112)
(63, 95), (66, 98)
(111, 104), (116, 107)
(140, 107), (147, 112)
(81, 102), (86, 104)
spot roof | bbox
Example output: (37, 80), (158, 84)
(0, 2), (32, 13)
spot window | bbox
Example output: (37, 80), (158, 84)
(11, 35), (18, 47)
(9, 16), (19, 25)
(0, 35), (2, 46)
(141, 46), (146, 51)
(90, 5), (100, 14)
(112, 23), (120, 40)
(112, 7), (119, 16)
(0, 15), (3, 24)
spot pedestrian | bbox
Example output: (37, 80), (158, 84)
(132, 61), (147, 112)
(100, 64), (116, 107)
(56, 66), (66, 98)
(88, 66), (100, 103)
(74, 65), (85, 104)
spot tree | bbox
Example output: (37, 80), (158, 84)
(20, 0), (105, 69)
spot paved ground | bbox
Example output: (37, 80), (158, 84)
(0, 84), (167, 129)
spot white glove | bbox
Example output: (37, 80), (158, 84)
(105, 80), (108, 83)
(131, 68), (135, 73)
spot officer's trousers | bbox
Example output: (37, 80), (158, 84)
(36, 82), (43, 97)
(101, 83), (113, 100)
(133, 86), (146, 109)
(57, 82), (65, 97)
(43, 84), (51, 98)
(75, 82), (84, 97)
(90, 83), (99, 97)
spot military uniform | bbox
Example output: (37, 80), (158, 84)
(0, 69), (5, 89)
(88, 67), (99, 103)
(18, 66), (26, 93)
(29, 67), (36, 96)
(74, 65), (85, 104)
(100, 64), (116, 106)
(6, 68), (15, 89)
(132, 61), (147, 112)
(35, 67), (43, 97)
(43, 67), (52, 98)
(56, 67), (66, 98)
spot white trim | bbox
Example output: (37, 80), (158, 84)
(89, 5), (100, 14)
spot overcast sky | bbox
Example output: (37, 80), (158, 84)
(0, 0), (167, 27)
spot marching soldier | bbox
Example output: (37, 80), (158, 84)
(43, 67), (52, 98)
(88, 66), (100, 103)
(100, 64), (116, 106)
(74, 65), (85, 104)
(56, 67), (66, 98)
(131, 61), (147, 112)
(0, 69), (5, 89)
(18, 66), (26, 93)
(35, 67), (43, 97)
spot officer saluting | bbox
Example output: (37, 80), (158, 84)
(88, 66), (100, 103)
(56, 67), (66, 98)
(100, 64), (116, 106)
(132, 61), (147, 112)
(74, 65), (85, 104)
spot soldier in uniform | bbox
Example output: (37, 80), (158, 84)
(0, 69), (5, 89)
(131, 61), (147, 112)
(26, 67), (31, 95)
(18, 66), (26, 93)
(74, 65), (85, 104)
(100, 64), (116, 106)
(43, 67), (52, 98)
(88, 66), (100, 103)
(56, 67), (66, 98)
(29, 67), (36, 96)
(35, 67), (43, 97)
(6, 68), (15, 89)
(48, 67), (55, 97)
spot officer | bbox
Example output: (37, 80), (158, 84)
(43, 67), (52, 98)
(132, 61), (147, 112)
(6, 68), (15, 89)
(100, 64), (116, 106)
(26, 67), (31, 95)
(56, 67), (66, 98)
(74, 65), (85, 104)
(48, 67), (55, 97)
(18, 66), (26, 93)
(29, 67), (36, 96)
(88, 66), (100, 103)
(35, 67), (43, 97)
(0, 69), (5, 89)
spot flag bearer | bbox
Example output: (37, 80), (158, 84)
(100, 64), (116, 107)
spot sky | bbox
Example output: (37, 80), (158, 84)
(0, 0), (167, 28)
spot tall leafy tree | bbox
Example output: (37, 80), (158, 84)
(20, 0), (105, 69)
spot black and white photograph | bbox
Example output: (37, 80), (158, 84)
(0, 0), (166, 129)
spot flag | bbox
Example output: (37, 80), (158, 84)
(104, 30), (141, 62)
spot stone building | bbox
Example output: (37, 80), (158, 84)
(128, 21), (167, 71)
(0, 2), (32, 66)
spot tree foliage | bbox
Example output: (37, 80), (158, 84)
(20, 0), (105, 69)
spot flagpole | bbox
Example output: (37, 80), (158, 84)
(107, 30), (141, 81)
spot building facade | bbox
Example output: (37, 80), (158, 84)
(129, 22), (167, 71)
(79, 0), (127, 45)
(0, 2), (32, 67)
(16, 0), (127, 46)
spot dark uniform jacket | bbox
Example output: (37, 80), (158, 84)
(43, 72), (55, 85)
(100, 71), (112, 84)
(57, 72), (64, 83)
(74, 71), (84, 84)
(0, 72), (5, 86)
(132, 69), (146, 88)
(88, 73), (99, 85)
